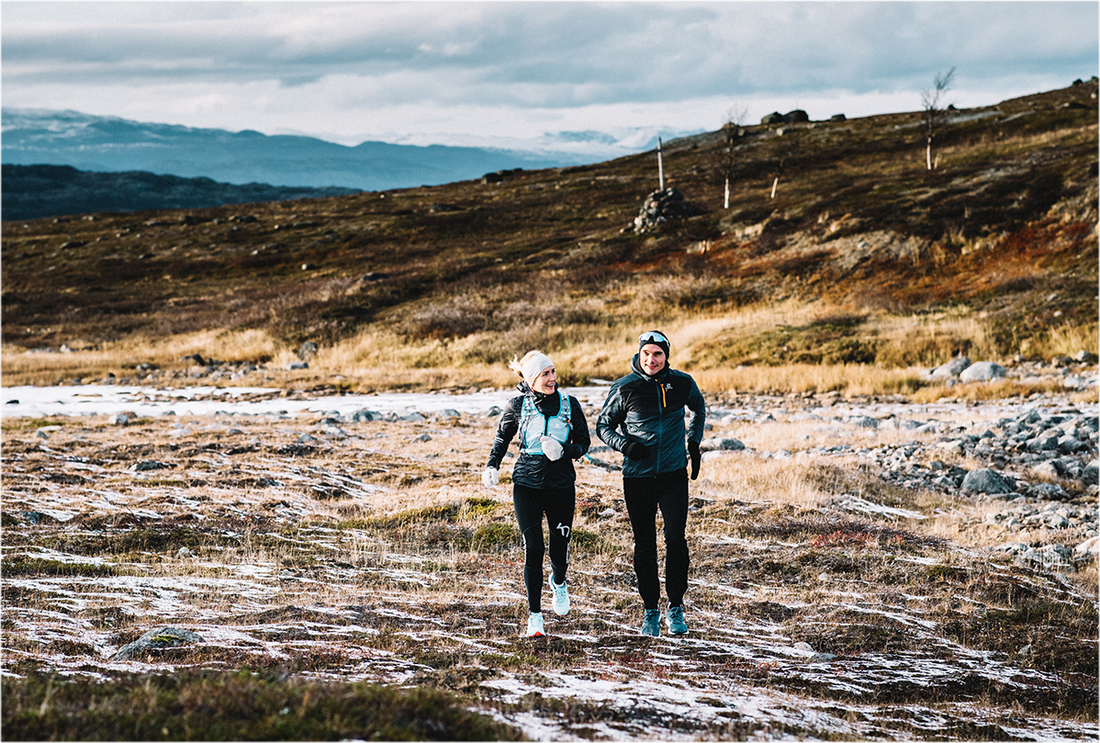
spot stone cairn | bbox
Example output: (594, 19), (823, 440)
(633, 187), (695, 233)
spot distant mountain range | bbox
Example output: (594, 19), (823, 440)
(0, 108), (616, 192)
(1, 164), (362, 222)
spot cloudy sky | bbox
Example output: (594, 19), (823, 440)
(3, 1), (1097, 155)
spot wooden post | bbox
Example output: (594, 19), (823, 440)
(657, 137), (665, 190)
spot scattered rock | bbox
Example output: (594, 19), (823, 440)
(298, 342), (318, 360)
(133, 460), (170, 472)
(109, 627), (202, 661)
(931, 357), (972, 379)
(960, 361), (1007, 382)
(961, 468), (1014, 494)
(699, 437), (745, 452)
(1075, 536), (1100, 556)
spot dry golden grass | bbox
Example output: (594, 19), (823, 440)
(1036, 320), (1100, 359)
(691, 363), (927, 396)
(3, 328), (282, 383)
(4, 288), (1095, 395)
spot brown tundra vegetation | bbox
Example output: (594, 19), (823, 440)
(1, 83), (1097, 740)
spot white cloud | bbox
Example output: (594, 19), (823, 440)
(2, 1), (1096, 148)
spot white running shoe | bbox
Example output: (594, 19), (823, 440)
(550, 577), (570, 616)
(525, 612), (545, 637)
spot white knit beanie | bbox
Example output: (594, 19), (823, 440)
(509, 351), (554, 386)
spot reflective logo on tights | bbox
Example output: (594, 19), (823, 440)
(556, 523), (571, 538)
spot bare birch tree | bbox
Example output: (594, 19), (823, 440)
(769, 123), (802, 198)
(717, 105), (748, 208)
(921, 67), (956, 170)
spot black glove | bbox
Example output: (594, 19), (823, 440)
(622, 440), (650, 460)
(688, 439), (701, 480)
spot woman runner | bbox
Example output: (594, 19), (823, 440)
(482, 350), (590, 637)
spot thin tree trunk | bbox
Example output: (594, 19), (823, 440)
(771, 176), (779, 198)
(724, 177), (730, 209)
(926, 141), (933, 170)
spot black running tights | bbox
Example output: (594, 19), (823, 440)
(512, 483), (575, 613)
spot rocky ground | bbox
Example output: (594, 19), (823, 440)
(2, 376), (1097, 740)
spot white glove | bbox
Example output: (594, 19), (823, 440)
(539, 436), (564, 461)
(481, 466), (499, 488)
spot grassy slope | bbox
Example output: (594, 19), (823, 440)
(2, 83), (1096, 390)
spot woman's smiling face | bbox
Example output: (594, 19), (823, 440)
(531, 365), (556, 394)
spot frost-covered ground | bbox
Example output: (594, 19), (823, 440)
(2, 386), (1097, 740)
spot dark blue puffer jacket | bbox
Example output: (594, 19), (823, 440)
(596, 355), (706, 478)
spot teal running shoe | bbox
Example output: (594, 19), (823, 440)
(640, 608), (661, 636)
(667, 605), (688, 635)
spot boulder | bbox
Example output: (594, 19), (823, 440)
(1030, 461), (1064, 479)
(959, 361), (1006, 382)
(298, 341), (318, 360)
(761, 112), (785, 125)
(961, 468), (1014, 494)
(700, 437), (746, 452)
(931, 357), (971, 379)
(110, 627), (202, 661)
(1075, 536), (1100, 557)
(991, 542), (1031, 556)
(1025, 482), (1069, 501)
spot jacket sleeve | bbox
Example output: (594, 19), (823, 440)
(686, 376), (706, 444)
(487, 398), (521, 469)
(596, 383), (629, 453)
(564, 396), (590, 460)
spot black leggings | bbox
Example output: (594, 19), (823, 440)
(623, 470), (689, 610)
(513, 483), (575, 613)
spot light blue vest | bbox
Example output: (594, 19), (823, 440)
(519, 391), (571, 455)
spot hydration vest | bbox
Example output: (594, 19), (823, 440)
(519, 390), (571, 455)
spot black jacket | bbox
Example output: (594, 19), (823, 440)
(597, 355), (706, 478)
(487, 384), (591, 490)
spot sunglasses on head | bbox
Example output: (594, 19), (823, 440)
(638, 332), (668, 346)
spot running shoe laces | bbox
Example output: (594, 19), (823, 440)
(525, 612), (545, 638)
(641, 608), (661, 637)
(550, 577), (570, 616)
(667, 605), (688, 635)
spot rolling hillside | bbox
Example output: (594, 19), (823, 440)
(2, 82), (1096, 388)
